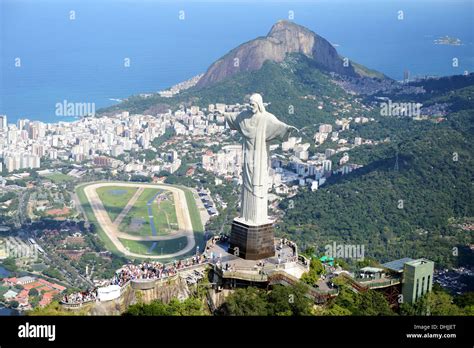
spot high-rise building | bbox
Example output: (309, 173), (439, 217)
(402, 259), (434, 303)
(28, 122), (39, 140)
(17, 118), (29, 130)
(403, 69), (410, 83)
(32, 144), (45, 157)
(7, 129), (17, 144)
(5, 155), (21, 172)
(0, 115), (7, 130)
(93, 156), (112, 167)
(322, 159), (332, 172)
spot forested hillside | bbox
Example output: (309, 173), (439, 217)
(280, 86), (474, 268)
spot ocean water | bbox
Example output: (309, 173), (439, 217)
(0, 0), (473, 124)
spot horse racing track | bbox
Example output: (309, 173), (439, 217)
(78, 182), (203, 259)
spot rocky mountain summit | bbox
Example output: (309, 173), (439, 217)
(197, 20), (357, 88)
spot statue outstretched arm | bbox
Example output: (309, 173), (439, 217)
(266, 115), (298, 142)
(224, 112), (240, 131)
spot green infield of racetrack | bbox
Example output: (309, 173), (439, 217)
(75, 182), (205, 260)
(118, 189), (179, 238)
(118, 236), (188, 256)
(96, 185), (139, 222)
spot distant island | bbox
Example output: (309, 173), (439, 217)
(434, 35), (462, 46)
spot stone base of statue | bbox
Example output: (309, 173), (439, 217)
(228, 218), (275, 260)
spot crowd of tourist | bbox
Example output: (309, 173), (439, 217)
(279, 238), (297, 257)
(61, 254), (208, 305)
(62, 289), (97, 305)
(111, 256), (207, 286)
(61, 235), (303, 305)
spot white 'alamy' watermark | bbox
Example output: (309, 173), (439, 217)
(325, 242), (365, 260)
(55, 100), (95, 117)
(18, 323), (56, 342)
(380, 99), (422, 118)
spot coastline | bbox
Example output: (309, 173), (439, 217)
(4, 73), (205, 126)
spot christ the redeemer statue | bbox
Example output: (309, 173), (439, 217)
(225, 93), (298, 226)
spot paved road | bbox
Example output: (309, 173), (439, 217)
(83, 182), (196, 259)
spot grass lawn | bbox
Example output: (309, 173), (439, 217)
(96, 185), (138, 222)
(119, 237), (188, 256)
(118, 189), (179, 238)
(43, 173), (74, 183)
(118, 188), (161, 237)
(150, 192), (179, 234)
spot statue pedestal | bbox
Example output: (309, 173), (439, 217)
(228, 218), (275, 260)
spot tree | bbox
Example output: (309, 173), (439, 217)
(130, 175), (151, 183)
(124, 297), (207, 316)
(453, 292), (474, 309)
(400, 288), (467, 316)
(426, 291), (465, 316)
(310, 258), (325, 275)
(330, 280), (395, 316)
(355, 290), (394, 316)
(1, 257), (18, 272)
(300, 271), (319, 286)
(28, 301), (87, 316)
(267, 284), (313, 316)
(43, 267), (65, 281)
(29, 288), (39, 297)
(29, 296), (40, 308)
(125, 301), (169, 316)
(167, 298), (206, 316)
(335, 258), (349, 270)
(157, 170), (171, 177)
(323, 303), (352, 316)
(300, 258), (324, 286)
(224, 287), (268, 316)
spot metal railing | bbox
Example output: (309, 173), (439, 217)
(214, 266), (268, 282)
(268, 271), (339, 298)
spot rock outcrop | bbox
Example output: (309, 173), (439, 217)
(197, 20), (356, 88)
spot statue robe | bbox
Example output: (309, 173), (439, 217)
(226, 109), (292, 225)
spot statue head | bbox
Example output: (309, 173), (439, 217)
(249, 93), (265, 114)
